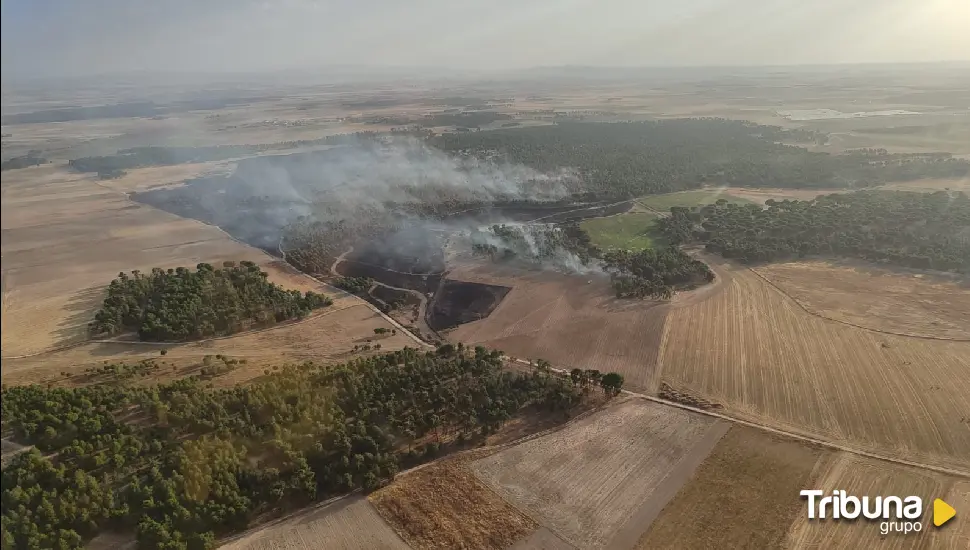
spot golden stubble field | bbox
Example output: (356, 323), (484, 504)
(754, 260), (970, 340)
(0, 164), (410, 382)
(658, 258), (970, 472)
(471, 398), (729, 549)
(220, 496), (410, 550)
(786, 453), (965, 549)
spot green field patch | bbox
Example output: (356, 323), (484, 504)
(581, 213), (660, 251)
(637, 189), (755, 211)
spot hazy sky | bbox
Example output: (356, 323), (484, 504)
(2, 0), (968, 78)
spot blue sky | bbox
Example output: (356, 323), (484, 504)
(3, 0), (968, 78)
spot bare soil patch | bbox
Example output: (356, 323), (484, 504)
(370, 461), (537, 550)
(471, 399), (723, 549)
(636, 426), (826, 550)
(785, 453), (956, 549)
(660, 260), (970, 471)
(221, 495), (409, 550)
(754, 260), (970, 339)
(448, 262), (669, 392)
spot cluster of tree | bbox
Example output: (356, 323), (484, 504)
(567, 368), (624, 396)
(1, 345), (582, 549)
(1, 151), (47, 171)
(332, 276), (374, 295)
(660, 190), (970, 273)
(89, 261), (332, 341)
(601, 247), (715, 299)
(430, 120), (969, 196)
(470, 222), (599, 267)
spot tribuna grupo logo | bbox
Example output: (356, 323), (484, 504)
(800, 490), (924, 535)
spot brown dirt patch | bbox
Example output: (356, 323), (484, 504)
(785, 453), (956, 549)
(370, 461), (537, 550)
(754, 260), (970, 340)
(471, 399), (722, 549)
(659, 261), (970, 471)
(221, 495), (410, 550)
(447, 262), (669, 392)
(636, 426), (827, 550)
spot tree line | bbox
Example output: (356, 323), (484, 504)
(430, 120), (970, 197)
(659, 191), (970, 273)
(89, 261), (332, 341)
(0, 345), (601, 549)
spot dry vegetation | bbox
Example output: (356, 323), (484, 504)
(472, 398), (727, 549)
(659, 260), (970, 471)
(220, 496), (410, 550)
(370, 461), (537, 550)
(785, 453), (957, 549)
(636, 426), (827, 549)
(448, 262), (669, 392)
(0, 164), (409, 383)
(754, 260), (970, 339)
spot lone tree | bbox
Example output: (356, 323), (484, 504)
(600, 372), (624, 397)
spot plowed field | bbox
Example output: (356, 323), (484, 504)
(659, 262), (970, 471)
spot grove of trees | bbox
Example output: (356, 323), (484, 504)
(89, 261), (332, 341)
(601, 247), (715, 299)
(660, 190), (970, 273)
(431, 120), (970, 197)
(1, 345), (584, 549)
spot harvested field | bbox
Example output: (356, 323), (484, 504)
(370, 461), (537, 550)
(1, 164), (410, 381)
(221, 496), (409, 550)
(447, 262), (669, 391)
(927, 480), (970, 550)
(786, 453), (955, 549)
(754, 260), (970, 339)
(472, 399), (727, 549)
(2, 302), (412, 386)
(659, 261), (970, 471)
(720, 186), (840, 203)
(636, 426), (826, 550)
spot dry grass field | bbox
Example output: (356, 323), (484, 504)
(2, 301), (412, 386)
(471, 398), (729, 549)
(0, 164), (410, 380)
(785, 453), (957, 549)
(659, 260), (970, 471)
(875, 177), (970, 194)
(754, 260), (970, 340)
(447, 262), (669, 392)
(220, 496), (410, 550)
(926, 480), (970, 550)
(636, 426), (827, 549)
(370, 461), (537, 550)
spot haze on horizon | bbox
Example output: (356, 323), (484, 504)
(2, 0), (968, 80)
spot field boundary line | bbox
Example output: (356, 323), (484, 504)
(510, 359), (970, 479)
(747, 266), (970, 342)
